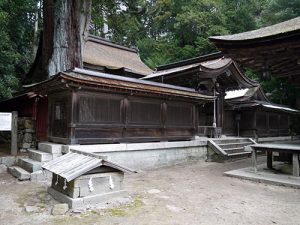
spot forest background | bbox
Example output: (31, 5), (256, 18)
(0, 0), (299, 107)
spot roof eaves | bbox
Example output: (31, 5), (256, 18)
(209, 17), (300, 43)
(156, 52), (224, 71)
(87, 34), (138, 53)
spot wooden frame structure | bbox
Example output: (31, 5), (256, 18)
(143, 54), (259, 135)
(209, 17), (300, 85)
(21, 68), (213, 144)
(224, 87), (298, 138)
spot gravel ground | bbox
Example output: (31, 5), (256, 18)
(0, 157), (299, 225)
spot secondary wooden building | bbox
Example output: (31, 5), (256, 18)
(224, 87), (298, 138)
(14, 68), (213, 145)
(143, 55), (298, 138)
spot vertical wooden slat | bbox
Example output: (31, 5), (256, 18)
(11, 111), (18, 156)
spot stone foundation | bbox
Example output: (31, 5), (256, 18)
(18, 117), (36, 150)
(62, 139), (208, 170)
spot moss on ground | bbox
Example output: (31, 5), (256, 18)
(107, 196), (143, 217)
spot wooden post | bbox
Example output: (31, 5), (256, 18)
(252, 149), (257, 173)
(292, 153), (299, 176)
(267, 151), (273, 169)
(11, 111), (18, 156)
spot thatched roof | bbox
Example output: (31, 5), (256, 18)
(209, 17), (300, 86)
(83, 35), (153, 76)
(210, 17), (300, 42)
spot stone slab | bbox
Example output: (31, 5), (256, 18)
(65, 140), (207, 154)
(8, 166), (30, 181)
(0, 164), (7, 173)
(30, 170), (52, 182)
(38, 142), (63, 154)
(18, 158), (42, 173)
(48, 187), (128, 209)
(224, 164), (300, 189)
(28, 149), (53, 162)
(258, 136), (293, 143)
(1, 156), (16, 167)
(60, 140), (208, 170)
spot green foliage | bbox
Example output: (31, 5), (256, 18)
(0, 0), (38, 100)
(260, 0), (300, 26)
(1, 0), (299, 106)
(245, 68), (300, 108)
(221, 0), (266, 33)
(89, 0), (277, 69)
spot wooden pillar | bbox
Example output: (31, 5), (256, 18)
(69, 90), (77, 144)
(292, 153), (300, 176)
(267, 150), (273, 169)
(216, 91), (225, 129)
(11, 111), (18, 156)
(252, 149), (257, 173)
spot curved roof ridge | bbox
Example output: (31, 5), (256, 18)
(210, 16), (300, 42)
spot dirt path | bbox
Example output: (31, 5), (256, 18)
(0, 157), (299, 225)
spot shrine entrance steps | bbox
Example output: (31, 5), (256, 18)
(8, 142), (63, 181)
(207, 137), (256, 162)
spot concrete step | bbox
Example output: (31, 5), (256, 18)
(8, 166), (30, 181)
(223, 147), (246, 154)
(18, 158), (43, 173)
(38, 142), (63, 154)
(227, 152), (251, 157)
(212, 138), (250, 144)
(218, 142), (253, 149)
(28, 149), (53, 162)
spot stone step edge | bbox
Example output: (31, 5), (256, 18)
(218, 142), (253, 146)
(8, 166), (31, 181)
(227, 152), (251, 157)
(17, 157), (43, 173)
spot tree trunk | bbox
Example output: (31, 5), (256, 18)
(43, 0), (91, 77)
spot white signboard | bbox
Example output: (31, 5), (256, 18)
(0, 112), (12, 131)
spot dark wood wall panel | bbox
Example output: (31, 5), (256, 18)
(165, 128), (193, 137)
(48, 91), (72, 139)
(75, 127), (123, 138)
(256, 112), (267, 129)
(279, 114), (289, 129)
(78, 94), (122, 124)
(48, 89), (200, 144)
(124, 128), (162, 138)
(166, 103), (194, 127)
(239, 109), (291, 138)
(269, 113), (279, 129)
(127, 99), (162, 125)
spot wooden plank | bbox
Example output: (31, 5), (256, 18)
(65, 159), (101, 181)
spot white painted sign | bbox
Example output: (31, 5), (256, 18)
(0, 112), (12, 131)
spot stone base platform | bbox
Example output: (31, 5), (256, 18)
(224, 163), (300, 189)
(48, 187), (128, 209)
(63, 139), (208, 170)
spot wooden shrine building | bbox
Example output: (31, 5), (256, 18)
(142, 54), (259, 135)
(1, 69), (213, 145)
(143, 54), (298, 138)
(209, 17), (300, 85)
(224, 87), (298, 138)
